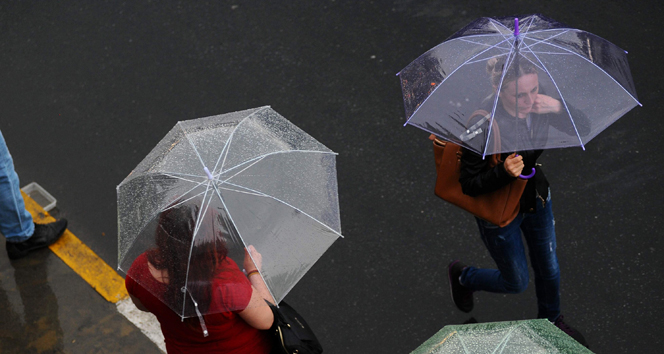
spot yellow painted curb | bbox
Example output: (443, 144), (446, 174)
(21, 191), (128, 303)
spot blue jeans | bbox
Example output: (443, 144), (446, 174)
(460, 192), (561, 321)
(0, 130), (34, 241)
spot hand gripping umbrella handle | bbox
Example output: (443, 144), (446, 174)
(514, 154), (536, 179)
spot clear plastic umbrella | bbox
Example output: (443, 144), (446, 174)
(117, 106), (342, 322)
(398, 14), (640, 162)
(410, 319), (594, 354)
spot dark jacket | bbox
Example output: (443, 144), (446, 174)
(459, 96), (589, 214)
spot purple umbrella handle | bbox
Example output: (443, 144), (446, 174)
(519, 168), (536, 179)
(514, 153), (535, 179)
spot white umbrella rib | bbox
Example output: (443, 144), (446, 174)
(160, 173), (206, 185)
(222, 181), (343, 238)
(209, 182), (280, 306)
(181, 182), (214, 317)
(465, 51), (511, 66)
(217, 150), (337, 177)
(483, 42), (518, 159)
(488, 19), (512, 42)
(215, 156), (266, 184)
(526, 36), (642, 106)
(396, 33), (507, 76)
(179, 122), (209, 171)
(212, 106), (270, 175)
(404, 36), (513, 126)
(457, 333), (471, 354)
(519, 16), (536, 35)
(491, 326), (519, 354)
(522, 44), (586, 149)
(458, 38), (512, 50)
(216, 185), (266, 198)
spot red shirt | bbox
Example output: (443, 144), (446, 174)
(125, 253), (273, 354)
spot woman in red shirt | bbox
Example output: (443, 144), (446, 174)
(125, 202), (276, 353)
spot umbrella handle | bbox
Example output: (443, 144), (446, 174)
(519, 168), (536, 179)
(514, 154), (536, 179)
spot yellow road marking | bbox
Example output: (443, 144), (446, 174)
(22, 191), (128, 303)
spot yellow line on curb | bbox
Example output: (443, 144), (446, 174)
(22, 191), (128, 303)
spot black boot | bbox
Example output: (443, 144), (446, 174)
(6, 219), (68, 260)
(448, 260), (474, 313)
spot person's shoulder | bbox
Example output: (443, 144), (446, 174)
(127, 252), (149, 275)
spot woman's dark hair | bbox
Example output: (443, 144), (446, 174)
(486, 55), (538, 89)
(147, 200), (228, 317)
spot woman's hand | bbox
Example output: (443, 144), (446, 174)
(504, 153), (524, 178)
(532, 94), (562, 114)
(244, 245), (262, 273)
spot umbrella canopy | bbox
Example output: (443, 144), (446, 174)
(398, 14), (640, 158)
(411, 319), (594, 354)
(117, 106), (342, 319)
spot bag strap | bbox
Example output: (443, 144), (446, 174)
(429, 109), (503, 167)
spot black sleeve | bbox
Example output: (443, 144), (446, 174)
(549, 102), (591, 137)
(459, 148), (517, 197)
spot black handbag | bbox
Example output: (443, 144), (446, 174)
(267, 301), (323, 354)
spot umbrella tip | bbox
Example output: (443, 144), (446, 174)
(514, 17), (520, 37)
(204, 166), (214, 180)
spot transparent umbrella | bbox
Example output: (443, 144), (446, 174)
(117, 106), (342, 322)
(410, 319), (594, 354)
(398, 14), (640, 162)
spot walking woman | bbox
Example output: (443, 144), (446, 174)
(447, 57), (589, 347)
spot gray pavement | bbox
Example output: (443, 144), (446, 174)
(1, 1), (663, 353)
(0, 217), (161, 353)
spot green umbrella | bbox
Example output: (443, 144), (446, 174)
(411, 319), (593, 354)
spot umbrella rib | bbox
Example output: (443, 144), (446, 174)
(158, 171), (208, 179)
(181, 182), (214, 317)
(522, 44), (587, 149)
(160, 187), (209, 213)
(488, 19), (511, 42)
(465, 51), (510, 66)
(222, 181), (343, 238)
(457, 334), (471, 354)
(519, 15), (537, 35)
(403, 36), (513, 127)
(491, 326), (519, 354)
(160, 173), (206, 185)
(458, 38), (512, 50)
(396, 33), (509, 77)
(209, 182), (280, 305)
(216, 185), (266, 198)
(216, 156), (266, 184)
(520, 29), (571, 50)
(487, 17), (510, 32)
(212, 106), (270, 175)
(217, 150), (338, 177)
(526, 35), (642, 106)
(522, 51), (574, 56)
(178, 122), (210, 173)
(482, 41), (518, 158)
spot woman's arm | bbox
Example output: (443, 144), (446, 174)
(459, 148), (517, 197)
(238, 245), (275, 330)
(237, 286), (275, 330)
(534, 94), (591, 137)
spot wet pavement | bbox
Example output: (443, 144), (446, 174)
(0, 212), (161, 353)
(1, 1), (663, 353)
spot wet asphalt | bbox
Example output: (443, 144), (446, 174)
(1, 1), (663, 353)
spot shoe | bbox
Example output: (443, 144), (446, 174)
(554, 315), (589, 348)
(448, 260), (474, 313)
(6, 219), (68, 260)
